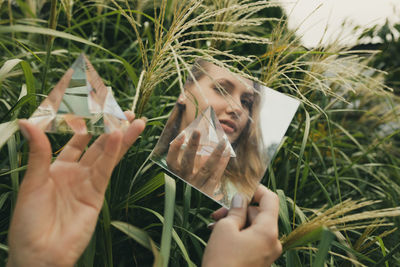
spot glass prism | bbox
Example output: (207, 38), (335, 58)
(174, 106), (236, 157)
(29, 53), (129, 135)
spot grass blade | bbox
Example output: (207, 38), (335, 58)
(292, 109), (310, 228)
(101, 199), (113, 267)
(19, 61), (36, 115)
(160, 174), (176, 267)
(0, 59), (22, 86)
(373, 242), (400, 267)
(111, 221), (162, 266)
(122, 171), (164, 209)
(283, 226), (325, 251)
(0, 120), (18, 150)
(277, 189), (291, 234)
(7, 134), (19, 211)
(313, 228), (335, 267)
(0, 243), (8, 252)
(133, 205), (196, 266)
(377, 237), (389, 267)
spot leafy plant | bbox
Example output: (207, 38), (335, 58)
(0, 0), (399, 266)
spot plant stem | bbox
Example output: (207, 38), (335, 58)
(41, 0), (58, 94)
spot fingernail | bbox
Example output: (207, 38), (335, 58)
(231, 193), (244, 209)
(140, 117), (148, 124)
(19, 120), (30, 141)
(192, 131), (200, 140)
(178, 95), (186, 103)
(210, 212), (217, 220)
(207, 222), (216, 230)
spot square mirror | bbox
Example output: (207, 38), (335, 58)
(151, 60), (300, 208)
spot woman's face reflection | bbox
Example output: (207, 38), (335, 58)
(180, 63), (254, 144)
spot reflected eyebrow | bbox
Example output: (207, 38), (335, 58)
(242, 92), (254, 99)
(215, 79), (255, 98)
(215, 79), (235, 90)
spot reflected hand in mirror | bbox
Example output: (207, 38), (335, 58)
(166, 130), (230, 197)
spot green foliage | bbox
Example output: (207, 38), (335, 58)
(359, 20), (400, 94)
(1, 0), (400, 266)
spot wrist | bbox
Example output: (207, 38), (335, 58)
(7, 254), (72, 267)
(6, 256), (15, 267)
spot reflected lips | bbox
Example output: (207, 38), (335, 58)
(219, 119), (236, 134)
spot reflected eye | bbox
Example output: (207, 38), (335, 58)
(213, 86), (228, 96)
(241, 97), (253, 110)
(213, 86), (223, 94)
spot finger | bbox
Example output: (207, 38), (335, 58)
(118, 118), (146, 161)
(252, 185), (279, 217)
(79, 117), (145, 166)
(18, 120), (52, 186)
(90, 130), (123, 194)
(124, 111), (136, 122)
(251, 185), (280, 232)
(207, 222), (216, 230)
(56, 134), (91, 162)
(196, 140), (226, 184)
(79, 134), (107, 166)
(211, 207), (229, 221)
(204, 140), (226, 169)
(166, 132), (185, 171)
(180, 131), (200, 176)
(247, 206), (260, 223)
(220, 193), (247, 230)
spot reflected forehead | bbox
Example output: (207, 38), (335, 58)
(206, 64), (253, 93)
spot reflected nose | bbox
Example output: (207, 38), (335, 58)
(225, 95), (243, 118)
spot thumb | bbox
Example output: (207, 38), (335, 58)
(19, 120), (52, 186)
(225, 193), (247, 230)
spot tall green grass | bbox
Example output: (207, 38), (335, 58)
(0, 0), (399, 266)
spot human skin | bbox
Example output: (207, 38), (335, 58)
(180, 63), (255, 144)
(202, 185), (282, 267)
(7, 112), (145, 267)
(166, 131), (230, 196)
(7, 114), (281, 267)
(166, 63), (255, 196)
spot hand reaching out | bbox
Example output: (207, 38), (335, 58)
(202, 185), (282, 267)
(7, 112), (145, 267)
(7, 111), (281, 267)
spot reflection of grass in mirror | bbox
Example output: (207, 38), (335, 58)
(1, 0), (400, 266)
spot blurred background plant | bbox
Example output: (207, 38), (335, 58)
(0, 0), (399, 266)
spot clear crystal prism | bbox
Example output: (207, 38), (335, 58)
(29, 53), (129, 134)
(175, 106), (236, 157)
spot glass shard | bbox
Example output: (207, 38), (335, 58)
(175, 106), (236, 157)
(29, 53), (129, 134)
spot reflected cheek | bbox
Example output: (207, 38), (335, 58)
(226, 134), (237, 145)
(238, 115), (249, 131)
(209, 99), (226, 113)
(233, 117), (249, 140)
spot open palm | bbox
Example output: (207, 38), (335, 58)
(8, 113), (145, 267)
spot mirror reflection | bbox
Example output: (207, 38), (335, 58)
(151, 60), (299, 207)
